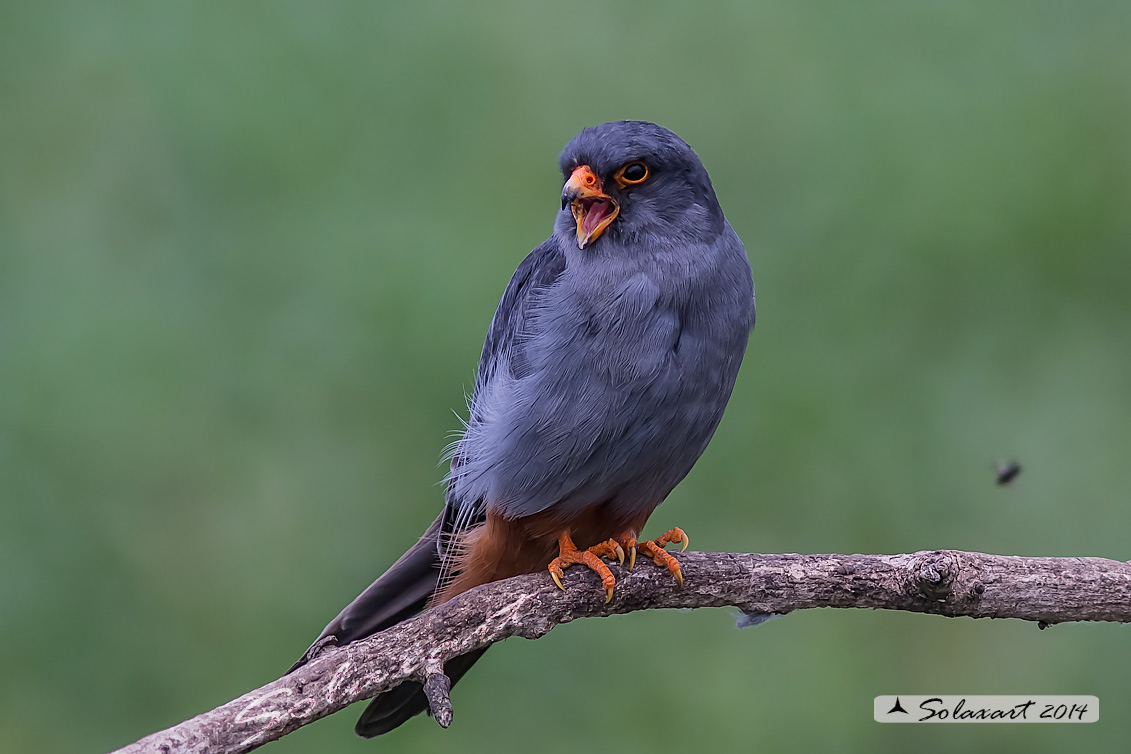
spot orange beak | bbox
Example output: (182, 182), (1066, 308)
(561, 165), (620, 249)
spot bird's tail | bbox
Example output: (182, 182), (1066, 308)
(353, 646), (488, 737)
(290, 512), (488, 735)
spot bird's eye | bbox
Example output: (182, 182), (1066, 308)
(615, 161), (649, 187)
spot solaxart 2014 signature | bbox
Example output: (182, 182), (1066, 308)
(874, 695), (1098, 723)
(917, 697), (1089, 722)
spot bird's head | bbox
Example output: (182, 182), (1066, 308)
(555, 121), (725, 251)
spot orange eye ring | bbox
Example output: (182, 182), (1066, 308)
(614, 161), (649, 187)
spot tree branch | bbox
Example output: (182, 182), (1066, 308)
(110, 550), (1131, 754)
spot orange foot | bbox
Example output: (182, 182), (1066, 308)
(617, 527), (688, 587)
(548, 532), (625, 603)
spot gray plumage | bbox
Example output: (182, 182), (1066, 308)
(444, 120), (753, 540)
(293, 121), (755, 737)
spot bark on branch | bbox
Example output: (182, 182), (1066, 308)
(110, 550), (1131, 754)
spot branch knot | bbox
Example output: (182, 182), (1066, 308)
(911, 550), (960, 603)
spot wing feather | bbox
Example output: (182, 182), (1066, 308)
(437, 239), (566, 567)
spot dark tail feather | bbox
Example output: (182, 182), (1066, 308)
(354, 647), (489, 738)
(289, 512), (488, 736)
(290, 514), (443, 672)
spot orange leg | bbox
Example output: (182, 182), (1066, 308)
(617, 527), (688, 587)
(548, 532), (624, 603)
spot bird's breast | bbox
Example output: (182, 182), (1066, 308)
(554, 270), (680, 387)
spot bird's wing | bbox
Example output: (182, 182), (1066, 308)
(438, 238), (566, 558)
(292, 240), (566, 666)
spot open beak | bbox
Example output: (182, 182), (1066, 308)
(561, 165), (619, 249)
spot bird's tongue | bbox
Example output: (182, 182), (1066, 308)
(580, 199), (613, 236)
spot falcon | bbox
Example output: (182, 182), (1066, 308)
(292, 120), (756, 736)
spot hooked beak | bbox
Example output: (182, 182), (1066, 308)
(561, 165), (620, 249)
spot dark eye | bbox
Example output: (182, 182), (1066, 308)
(617, 161), (649, 186)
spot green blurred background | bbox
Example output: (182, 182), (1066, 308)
(2, 2), (1129, 752)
